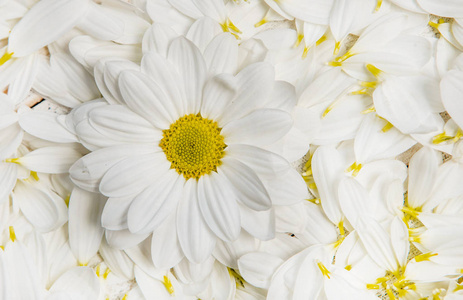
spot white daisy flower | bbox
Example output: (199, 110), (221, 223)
(69, 35), (308, 265)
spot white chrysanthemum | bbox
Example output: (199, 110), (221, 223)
(69, 35), (308, 265)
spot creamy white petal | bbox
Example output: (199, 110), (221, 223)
(198, 171), (241, 241)
(417, 0), (463, 18)
(99, 239), (134, 280)
(105, 229), (149, 250)
(70, 144), (156, 193)
(0, 162), (17, 201)
(200, 73), (236, 123)
(134, 267), (172, 300)
(17, 146), (81, 174)
(68, 187), (105, 265)
(169, 0), (202, 18)
(277, 0), (333, 24)
(177, 179), (216, 263)
(48, 267), (100, 300)
(76, 2), (124, 41)
(151, 214), (184, 269)
(142, 23), (178, 57)
(390, 217), (409, 267)
(127, 169), (184, 235)
(13, 180), (66, 232)
(261, 167), (308, 206)
(192, 0), (226, 22)
(8, 0), (90, 57)
(238, 252), (284, 289)
(225, 144), (290, 180)
(102, 58), (140, 105)
(7, 54), (39, 104)
(441, 70), (463, 130)
(19, 110), (78, 143)
(167, 37), (207, 114)
(203, 32), (238, 75)
(222, 109), (292, 147)
(88, 104), (161, 143)
(119, 70), (179, 129)
(219, 157), (271, 211)
(99, 152), (170, 198)
(338, 177), (371, 229)
(101, 196), (133, 231)
(312, 145), (344, 224)
(186, 17), (223, 53)
(239, 205), (275, 241)
(0, 123), (23, 160)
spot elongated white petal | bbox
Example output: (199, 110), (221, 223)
(134, 267), (172, 300)
(119, 70), (179, 129)
(198, 172), (241, 241)
(105, 229), (149, 250)
(76, 2), (124, 41)
(99, 152), (170, 198)
(219, 157), (271, 211)
(70, 144), (156, 192)
(177, 179), (216, 263)
(100, 196), (132, 230)
(141, 51), (186, 117)
(0, 123), (23, 160)
(0, 162), (17, 201)
(99, 239), (134, 280)
(49, 267), (100, 300)
(441, 70), (463, 130)
(222, 109), (292, 147)
(19, 110), (78, 143)
(68, 187), (105, 265)
(312, 145), (344, 224)
(417, 0), (463, 18)
(8, 0), (90, 57)
(13, 180), (66, 232)
(18, 146), (81, 174)
(278, 0), (333, 24)
(186, 17), (223, 53)
(142, 23), (178, 56)
(192, 0), (226, 22)
(151, 214), (184, 269)
(7, 54), (39, 104)
(338, 177), (371, 229)
(262, 167), (308, 206)
(324, 268), (379, 300)
(238, 252), (284, 289)
(200, 73), (237, 123)
(167, 37), (207, 114)
(203, 32), (238, 75)
(390, 217), (409, 267)
(127, 170), (183, 234)
(239, 205), (275, 241)
(407, 147), (440, 208)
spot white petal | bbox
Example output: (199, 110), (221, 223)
(99, 152), (170, 198)
(262, 167), (308, 206)
(70, 144), (156, 193)
(0, 162), (17, 201)
(13, 180), (66, 232)
(127, 170), (184, 234)
(198, 172), (241, 241)
(119, 70), (179, 129)
(68, 187), (105, 265)
(417, 0), (463, 18)
(338, 177), (371, 229)
(19, 110), (78, 143)
(49, 267), (100, 300)
(192, 0), (226, 22)
(239, 205), (275, 241)
(167, 37), (207, 114)
(277, 0), (333, 24)
(99, 239), (134, 280)
(219, 157), (271, 211)
(186, 17), (223, 53)
(312, 145), (344, 224)
(18, 146), (81, 174)
(105, 229), (149, 250)
(390, 217), (409, 267)
(238, 252), (284, 289)
(142, 23), (178, 57)
(441, 70), (463, 130)
(177, 179), (216, 263)
(222, 109), (292, 147)
(203, 32), (238, 75)
(0, 123), (23, 160)
(134, 267), (171, 300)
(200, 73), (237, 123)
(407, 147), (440, 208)
(7, 54), (39, 104)
(8, 0), (90, 57)
(151, 214), (184, 269)
(76, 2), (124, 41)
(101, 196), (132, 230)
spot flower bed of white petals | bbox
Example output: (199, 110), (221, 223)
(2, 0), (463, 299)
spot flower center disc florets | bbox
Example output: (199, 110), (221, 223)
(160, 114), (226, 180)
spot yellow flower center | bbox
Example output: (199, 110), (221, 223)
(160, 114), (226, 180)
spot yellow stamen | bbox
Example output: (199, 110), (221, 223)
(360, 81), (378, 89)
(317, 261), (331, 278)
(103, 268), (111, 279)
(346, 162), (362, 177)
(361, 105), (376, 114)
(294, 34), (304, 48)
(96, 264), (101, 277)
(302, 46), (309, 59)
(0, 246), (4, 251)
(401, 206), (421, 219)
(308, 182), (317, 190)
(307, 198), (320, 205)
(9, 226), (16, 242)
(254, 18), (267, 27)
(332, 236), (345, 249)
(374, 0), (383, 12)
(432, 129), (463, 144)
(414, 252), (438, 262)
(0, 52), (14, 66)
(367, 283), (380, 289)
(316, 35), (327, 46)
(64, 194), (71, 207)
(345, 264), (352, 271)
(366, 64), (382, 78)
(338, 220), (345, 236)
(5, 157), (20, 164)
(162, 275), (175, 295)
(382, 122), (394, 132)
(454, 283), (463, 292)
(386, 288), (397, 300)
(79, 261), (88, 266)
(350, 88), (369, 95)
(333, 41), (341, 55)
(30, 171), (39, 181)
(121, 295), (128, 300)
(409, 236), (421, 243)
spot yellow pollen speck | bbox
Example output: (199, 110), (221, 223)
(361, 105), (376, 114)
(30, 171), (39, 181)
(294, 34), (304, 48)
(338, 220), (345, 236)
(79, 261), (88, 267)
(162, 275), (175, 295)
(103, 267), (111, 279)
(0, 52), (14, 66)
(382, 122), (394, 132)
(454, 283), (463, 292)
(64, 194), (71, 207)
(302, 46), (309, 59)
(366, 64), (382, 78)
(345, 265), (352, 271)
(121, 295), (128, 300)
(317, 261), (331, 279)
(5, 157), (20, 164)
(316, 35), (327, 46)
(334, 41), (341, 55)
(9, 226), (16, 242)
(255, 10), (270, 27)
(375, 0), (383, 12)
(367, 283), (380, 289)
(221, 19), (241, 39)
(0, 246), (4, 251)
(160, 114), (226, 180)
